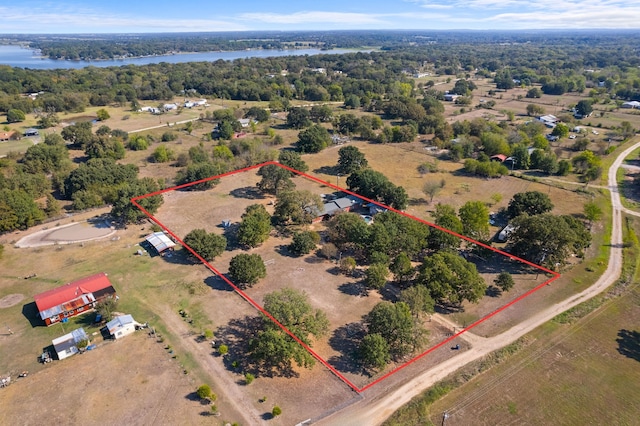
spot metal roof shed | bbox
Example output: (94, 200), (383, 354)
(145, 232), (176, 254)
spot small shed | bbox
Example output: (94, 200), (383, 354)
(105, 314), (140, 340)
(24, 128), (39, 137)
(145, 231), (176, 255)
(52, 328), (88, 360)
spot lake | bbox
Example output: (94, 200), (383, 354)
(0, 45), (358, 70)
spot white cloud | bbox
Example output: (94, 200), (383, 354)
(0, 6), (246, 33)
(239, 11), (384, 25)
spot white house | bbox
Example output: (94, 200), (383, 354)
(184, 100), (195, 108)
(537, 114), (558, 128)
(105, 314), (142, 340)
(52, 328), (88, 360)
(163, 103), (178, 111)
(444, 93), (460, 102)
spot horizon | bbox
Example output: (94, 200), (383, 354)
(2, 1), (639, 34)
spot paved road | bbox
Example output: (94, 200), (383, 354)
(319, 140), (640, 426)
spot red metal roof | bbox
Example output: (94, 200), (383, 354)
(33, 273), (113, 313)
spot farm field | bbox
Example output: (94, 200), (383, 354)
(426, 259), (640, 425)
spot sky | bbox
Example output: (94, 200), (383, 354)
(2, 0), (640, 33)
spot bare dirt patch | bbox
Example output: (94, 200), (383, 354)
(2, 333), (212, 425)
(0, 293), (24, 308)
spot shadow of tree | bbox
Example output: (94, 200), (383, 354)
(204, 275), (235, 292)
(338, 282), (369, 297)
(215, 316), (300, 378)
(485, 285), (502, 298)
(617, 329), (640, 362)
(230, 186), (265, 200)
(327, 322), (365, 374)
(313, 165), (341, 176)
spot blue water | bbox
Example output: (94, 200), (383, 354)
(0, 45), (357, 70)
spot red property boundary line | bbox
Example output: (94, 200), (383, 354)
(132, 161), (560, 393)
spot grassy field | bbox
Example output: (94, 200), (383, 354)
(383, 214), (640, 426)
(0, 138), (36, 156)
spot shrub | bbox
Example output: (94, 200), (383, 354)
(272, 406), (282, 417)
(196, 384), (212, 400)
(218, 344), (228, 355)
(245, 373), (255, 385)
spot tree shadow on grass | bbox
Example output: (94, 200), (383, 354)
(338, 282), (369, 297)
(230, 186), (265, 200)
(313, 165), (341, 177)
(327, 322), (365, 375)
(617, 329), (640, 362)
(204, 275), (236, 292)
(215, 316), (300, 379)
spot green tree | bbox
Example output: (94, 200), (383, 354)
(526, 104), (545, 116)
(111, 178), (163, 224)
(286, 107), (311, 129)
(365, 263), (389, 290)
(127, 135), (149, 151)
(365, 301), (424, 357)
(583, 201), (603, 224)
(417, 251), (487, 306)
(526, 88), (542, 98)
(399, 285), (435, 318)
(244, 373), (255, 385)
(507, 191), (554, 219)
(310, 105), (333, 123)
(263, 288), (329, 341)
(422, 180), (442, 203)
(288, 231), (320, 256)
(85, 136), (125, 160)
(459, 201), (490, 240)
(257, 164), (294, 195)
(0, 189), (45, 232)
(551, 123), (569, 138)
(296, 124), (331, 153)
(278, 150), (308, 173)
(212, 145), (234, 161)
(575, 100), (593, 117)
(237, 204), (272, 248)
(511, 145), (530, 170)
(228, 253), (266, 287)
(347, 169), (408, 210)
(175, 162), (225, 190)
(494, 272), (515, 293)
(326, 212), (371, 250)
(339, 256), (357, 275)
(429, 204), (464, 251)
(95, 298), (118, 322)
(7, 109), (25, 123)
(337, 145), (368, 174)
(245, 106), (269, 122)
(359, 333), (391, 371)
(96, 108), (110, 121)
(272, 190), (323, 225)
(196, 384), (212, 401)
(152, 145), (175, 163)
(510, 214), (591, 269)
(390, 252), (414, 284)
(272, 406), (282, 417)
(183, 229), (227, 262)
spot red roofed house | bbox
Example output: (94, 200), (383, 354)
(33, 272), (116, 326)
(490, 154), (507, 163)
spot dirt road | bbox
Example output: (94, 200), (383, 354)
(159, 308), (266, 425)
(319, 141), (639, 426)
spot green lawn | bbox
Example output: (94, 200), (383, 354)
(0, 139), (35, 156)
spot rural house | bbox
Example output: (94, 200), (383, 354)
(537, 114), (558, 128)
(311, 197), (359, 223)
(144, 231), (176, 255)
(0, 131), (17, 141)
(622, 101), (640, 109)
(52, 328), (88, 360)
(105, 314), (142, 340)
(33, 272), (116, 326)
